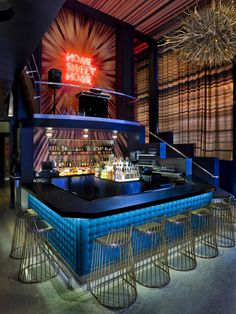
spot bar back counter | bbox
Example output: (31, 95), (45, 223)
(18, 115), (214, 281)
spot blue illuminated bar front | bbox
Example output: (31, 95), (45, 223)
(28, 192), (212, 278)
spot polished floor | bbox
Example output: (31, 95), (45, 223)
(0, 185), (236, 314)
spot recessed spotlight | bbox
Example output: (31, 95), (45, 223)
(46, 131), (53, 137)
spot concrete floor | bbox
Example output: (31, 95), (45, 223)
(0, 185), (236, 314)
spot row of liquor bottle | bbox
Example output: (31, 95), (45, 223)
(95, 157), (140, 182)
(48, 141), (113, 153)
(53, 158), (109, 169)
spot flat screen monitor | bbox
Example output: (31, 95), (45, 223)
(41, 161), (54, 171)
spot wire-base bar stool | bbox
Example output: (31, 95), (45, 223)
(166, 211), (197, 271)
(191, 207), (218, 258)
(18, 219), (59, 283)
(89, 226), (137, 309)
(10, 208), (38, 259)
(132, 216), (170, 288)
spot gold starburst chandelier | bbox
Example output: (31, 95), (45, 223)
(162, 0), (236, 67)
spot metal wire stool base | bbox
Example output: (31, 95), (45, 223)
(135, 259), (170, 288)
(166, 213), (197, 272)
(10, 211), (26, 259)
(133, 218), (170, 288)
(10, 209), (38, 259)
(168, 248), (196, 271)
(90, 275), (137, 309)
(210, 203), (235, 248)
(191, 208), (218, 259)
(194, 240), (218, 258)
(216, 235), (235, 248)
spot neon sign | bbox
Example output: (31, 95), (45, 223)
(65, 52), (96, 85)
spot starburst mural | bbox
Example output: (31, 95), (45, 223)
(41, 8), (116, 116)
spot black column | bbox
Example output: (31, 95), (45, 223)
(20, 128), (33, 183)
(0, 134), (4, 187)
(233, 62), (236, 159)
(116, 23), (135, 121)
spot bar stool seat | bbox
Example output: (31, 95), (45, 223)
(133, 216), (170, 288)
(209, 203), (235, 247)
(18, 219), (59, 283)
(166, 212), (197, 271)
(89, 226), (137, 309)
(10, 208), (38, 259)
(212, 192), (234, 205)
(191, 208), (218, 258)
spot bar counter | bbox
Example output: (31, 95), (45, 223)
(22, 176), (214, 279)
(23, 175), (213, 218)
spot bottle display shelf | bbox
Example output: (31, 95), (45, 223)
(49, 151), (114, 155)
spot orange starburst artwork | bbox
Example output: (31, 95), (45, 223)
(41, 8), (116, 116)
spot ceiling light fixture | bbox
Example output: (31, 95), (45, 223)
(0, 0), (14, 22)
(161, 0), (236, 67)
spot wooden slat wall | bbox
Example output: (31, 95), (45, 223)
(135, 55), (149, 143)
(158, 50), (233, 160)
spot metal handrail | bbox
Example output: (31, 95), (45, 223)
(26, 54), (42, 101)
(34, 81), (136, 100)
(149, 131), (219, 179)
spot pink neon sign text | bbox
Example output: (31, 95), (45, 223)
(65, 52), (96, 85)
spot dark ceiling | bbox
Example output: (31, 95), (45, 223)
(0, 0), (65, 82)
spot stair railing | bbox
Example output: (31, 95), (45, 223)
(149, 131), (219, 180)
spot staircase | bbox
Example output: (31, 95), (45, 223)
(149, 131), (220, 188)
(148, 131), (236, 198)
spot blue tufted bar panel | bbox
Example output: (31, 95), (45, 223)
(28, 192), (212, 276)
(28, 194), (79, 273)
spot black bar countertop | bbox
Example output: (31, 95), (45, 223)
(22, 176), (214, 218)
